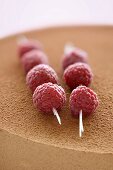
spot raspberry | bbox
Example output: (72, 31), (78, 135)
(18, 38), (42, 57)
(69, 85), (99, 117)
(62, 46), (88, 70)
(26, 64), (58, 92)
(33, 82), (66, 114)
(21, 50), (48, 74)
(63, 62), (93, 89)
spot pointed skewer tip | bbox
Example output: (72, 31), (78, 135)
(17, 35), (28, 45)
(52, 108), (61, 125)
(79, 110), (84, 137)
(64, 43), (76, 55)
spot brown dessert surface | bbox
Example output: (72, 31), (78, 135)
(0, 26), (113, 153)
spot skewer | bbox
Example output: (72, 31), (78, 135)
(53, 107), (61, 125)
(17, 35), (28, 44)
(64, 43), (76, 55)
(79, 110), (84, 137)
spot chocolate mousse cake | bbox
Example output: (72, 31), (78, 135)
(0, 26), (113, 170)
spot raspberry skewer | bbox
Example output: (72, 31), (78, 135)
(17, 38), (66, 124)
(33, 83), (66, 124)
(69, 86), (99, 137)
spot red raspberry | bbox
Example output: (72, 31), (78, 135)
(70, 85), (99, 117)
(63, 62), (93, 89)
(62, 47), (88, 70)
(21, 50), (48, 74)
(26, 64), (58, 92)
(33, 82), (66, 113)
(18, 38), (42, 57)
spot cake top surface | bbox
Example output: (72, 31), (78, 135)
(0, 26), (113, 153)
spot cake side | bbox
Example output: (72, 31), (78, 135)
(0, 129), (113, 170)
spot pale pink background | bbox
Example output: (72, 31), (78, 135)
(0, 0), (113, 38)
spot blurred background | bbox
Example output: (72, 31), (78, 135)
(0, 0), (113, 38)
